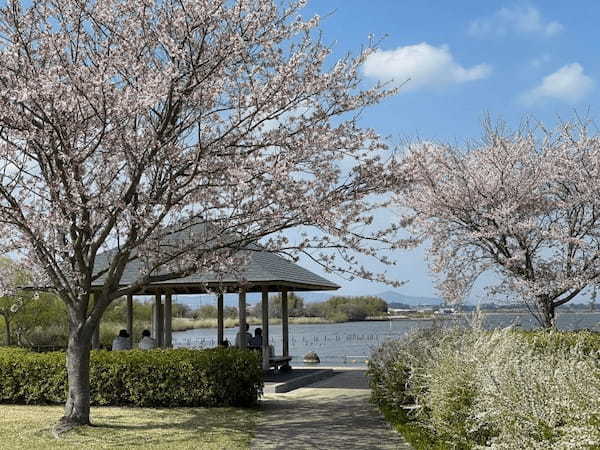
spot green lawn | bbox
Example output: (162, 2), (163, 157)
(0, 405), (259, 449)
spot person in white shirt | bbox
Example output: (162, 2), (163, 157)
(235, 323), (252, 348)
(138, 329), (156, 350)
(112, 329), (131, 351)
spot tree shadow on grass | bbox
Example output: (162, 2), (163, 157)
(63, 406), (261, 449)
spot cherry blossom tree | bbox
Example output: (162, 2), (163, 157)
(0, 0), (400, 428)
(395, 120), (600, 328)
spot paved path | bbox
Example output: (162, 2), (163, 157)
(251, 370), (412, 449)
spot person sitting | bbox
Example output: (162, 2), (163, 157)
(112, 329), (131, 351)
(250, 327), (263, 349)
(138, 329), (156, 350)
(234, 323), (252, 348)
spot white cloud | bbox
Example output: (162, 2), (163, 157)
(529, 53), (551, 69)
(363, 43), (491, 91)
(469, 6), (563, 38)
(520, 63), (594, 105)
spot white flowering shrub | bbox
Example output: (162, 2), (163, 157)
(473, 332), (600, 450)
(369, 328), (600, 449)
(370, 328), (442, 411)
(414, 330), (493, 447)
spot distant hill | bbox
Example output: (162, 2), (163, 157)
(374, 290), (444, 306)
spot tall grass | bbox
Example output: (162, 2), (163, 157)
(171, 316), (331, 331)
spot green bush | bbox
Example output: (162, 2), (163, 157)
(1, 291), (68, 348)
(320, 296), (387, 321)
(520, 329), (600, 354)
(0, 347), (262, 407)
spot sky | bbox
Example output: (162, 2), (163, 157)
(280, 1), (600, 301)
(8, 0), (597, 304)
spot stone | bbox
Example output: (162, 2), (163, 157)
(303, 351), (320, 363)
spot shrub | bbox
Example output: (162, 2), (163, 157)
(520, 329), (600, 355)
(0, 347), (65, 404)
(321, 295), (387, 321)
(328, 311), (349, 323)
(473, 332), (600, 449)
(369, 328), (600, 449)
(0, 347), (262, 407)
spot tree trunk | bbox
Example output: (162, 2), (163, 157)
(5, 319), (11, 346)
(4, 317), (11, 346)
(59, 324), (93, 428)
(538, 296), (556, 328)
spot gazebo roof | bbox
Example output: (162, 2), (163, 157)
(92, 247), (340, 294)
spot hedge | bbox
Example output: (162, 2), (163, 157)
(0, 347), (263, 407)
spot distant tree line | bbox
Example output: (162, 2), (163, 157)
(251, 294), (387, 322)
(186, 294), (388, 322)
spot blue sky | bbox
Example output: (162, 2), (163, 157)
(12, 1), (596, 303)
(288, 1), (600, 301)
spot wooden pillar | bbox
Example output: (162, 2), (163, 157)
(282, 289), (289, 357)
(153, 294), (164, 347)
(217, 293), (224, 346)
(91, 292), (100, 350)
(164, 293), (172, 348)
(156, 294), (164, 348)
(261, 286), (270, 370)
(238, 288), (247, 348)
(151, 302), (156, 338)
(127, 294), (133, 348)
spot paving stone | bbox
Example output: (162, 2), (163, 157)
(251, 370), (412, 449)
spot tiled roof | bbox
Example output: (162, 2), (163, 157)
(92, 235), (340, 293)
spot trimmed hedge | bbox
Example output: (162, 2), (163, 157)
(0, 347), (262, 407)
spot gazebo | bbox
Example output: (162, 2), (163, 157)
(91, 248), (340, 370)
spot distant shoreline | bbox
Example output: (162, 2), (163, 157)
(171, 310), (600, 331)
(461, 310), (599, 315)
(173, 315), (438, 331)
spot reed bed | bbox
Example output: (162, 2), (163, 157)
(171, 316), (332, 331)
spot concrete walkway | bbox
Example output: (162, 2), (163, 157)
(251, 369), (412, 449)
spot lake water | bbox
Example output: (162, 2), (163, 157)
(173, 312), (600, 367)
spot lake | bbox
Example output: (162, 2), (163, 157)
(172, 312), (600, 367)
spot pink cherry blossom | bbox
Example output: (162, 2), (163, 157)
(395, 119), (600, 328)
(0, 0), (399, 426)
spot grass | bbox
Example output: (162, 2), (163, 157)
(0, 405), (260, 449)
(288, 316), (334, 325)
(171, 316), (332, 331)
(380, 406), (457, 450)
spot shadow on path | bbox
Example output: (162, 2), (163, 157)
(251, 370), (411, 449)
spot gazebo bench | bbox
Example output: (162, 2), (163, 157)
(269, 355), (292, 373)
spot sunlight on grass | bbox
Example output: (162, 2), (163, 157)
(0, 405), (259, 449)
